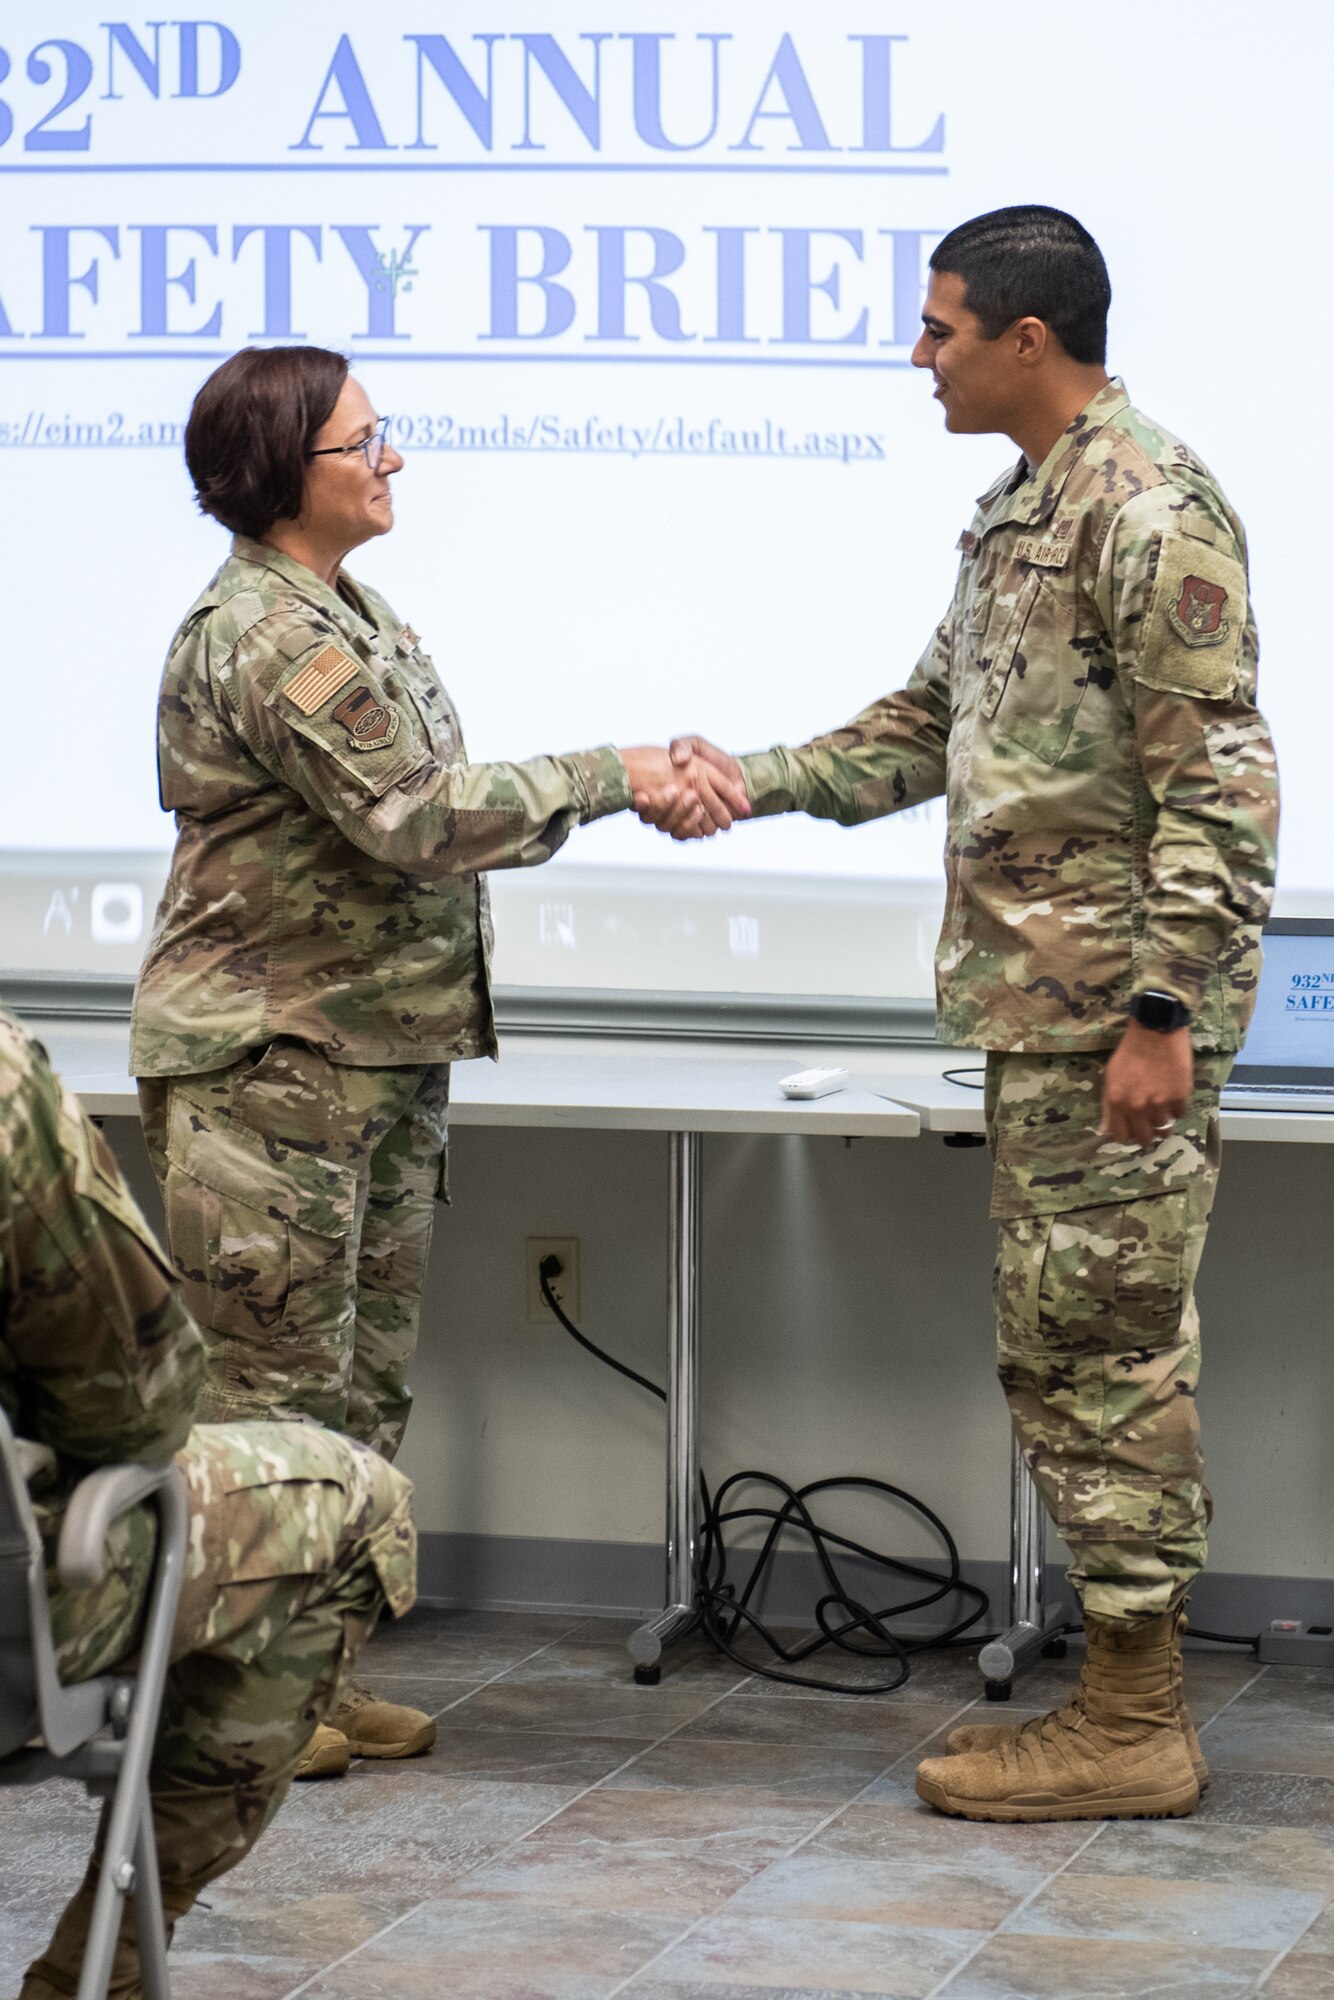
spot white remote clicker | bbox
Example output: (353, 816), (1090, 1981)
(780, 1066), (850, 1099)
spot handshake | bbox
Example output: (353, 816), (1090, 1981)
(620, 737), (748, 841)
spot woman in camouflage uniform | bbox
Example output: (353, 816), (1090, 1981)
(130, 346), (745, 1775)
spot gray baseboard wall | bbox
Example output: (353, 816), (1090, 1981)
(416, 1531), (1334, 1642)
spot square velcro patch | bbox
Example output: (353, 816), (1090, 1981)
(1138, 533), (1245, 700)
(282, 645), (360, 715)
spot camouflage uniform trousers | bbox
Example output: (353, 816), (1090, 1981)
(139, 1040), (450, 1460)
(41, 1421), (415, 1940)
(987, 1049), (1231, 1626)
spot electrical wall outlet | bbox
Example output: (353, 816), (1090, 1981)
(527, 1237), (580, 1326)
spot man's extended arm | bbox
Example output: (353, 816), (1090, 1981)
(637, 609), (955, 834)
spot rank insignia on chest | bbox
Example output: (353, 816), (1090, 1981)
(1167, 574), (1230, 648)
(956, 530), (979, 556)
(397, 625), (420, 653)
(282, 645), (359, 715)
(331, 685), (400, 750)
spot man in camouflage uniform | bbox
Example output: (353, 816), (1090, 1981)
(650, 207), (1279, 1821)
(132, 348), (747, 1773)
(0, 1008), (417, 1997)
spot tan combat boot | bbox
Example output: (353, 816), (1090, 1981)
(915, 1609), (1199, 1822)
(328, 1683), (436, 1759)
(294, 1719), (352, 1779)
(20, 1874), (194, 1999)
(941, 1601), (1209, 1792)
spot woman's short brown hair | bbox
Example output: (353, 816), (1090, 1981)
(184, 345), (349, 539)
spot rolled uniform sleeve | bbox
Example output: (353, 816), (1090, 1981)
(218, 617), (632, 879)
(738, 608), (954, 822)
(1098, 491), (1280, 1013)
(0, 1021), (204, 1469)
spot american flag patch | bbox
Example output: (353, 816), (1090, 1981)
(282, 646), (359, 715)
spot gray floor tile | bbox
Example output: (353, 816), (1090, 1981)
(937, 1933), (1275, 1997)
(808, 1798), (1094, 1874)
(1069, 1818), (1334, 1893)
(166, 1884), (406, 1995)
(1200, 1688), (1334, 1778)
(675, 1693), (963, 1757)
(728, 1850), (1037, 1932)
(0, 1779), (104, 1970)
(429, 1725), (649, 1786)
(599, 1734), (894, 1805)
(1195, 1770), (1334, 1828)
(363, 1605), (589, 1679)
(444, 1679), (723, 1738)
(1262, 1955), (1334, 1999)
(1005, 1868), (1324, 1951)
(458, 1786), (810, 1917)
(625, 1984), (888, 2000)
(640, 1912), (978, 1996)
(295, 1895), (686, 1998)
(230, 1766), (575, 1895)
(501, 1636), (749, 1690)
(1289, 1896), (1334, 1950)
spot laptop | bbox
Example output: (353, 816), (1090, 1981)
(1223, 918), (1334, 1112)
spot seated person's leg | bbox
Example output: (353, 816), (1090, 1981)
(21, 1421), (415, 2000)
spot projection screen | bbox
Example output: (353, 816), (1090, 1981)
(2, 2), (1325, 1012)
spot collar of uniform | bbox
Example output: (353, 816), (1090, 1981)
(975, 377), (1131, 533)
(229, 535), (375, 638)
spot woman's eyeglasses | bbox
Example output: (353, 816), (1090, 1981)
(309, 414), (391, 471)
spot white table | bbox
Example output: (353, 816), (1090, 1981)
(36, 1022), (921, 1681)
(35, 1017), (1334, 1688)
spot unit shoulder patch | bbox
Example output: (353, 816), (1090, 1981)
(332, 685), (401, 752)
(1137, 533), (1245, 700)
(281, 645), (360, 716)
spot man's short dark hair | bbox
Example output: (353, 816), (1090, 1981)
(184, 345), (349, 539)
(930, 206), (1110, 366)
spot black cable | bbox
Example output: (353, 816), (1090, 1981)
(538, 1258), (993, 1694)
(537, 1256), (667, 1404)
(1186, 1625), (1259, 1650)
(537, 1261), (1255, 1666)
(942, 1065), (986, 1089)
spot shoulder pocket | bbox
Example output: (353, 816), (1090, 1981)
(1136, 532), (1245, 700)
(265, 655), (428, 800)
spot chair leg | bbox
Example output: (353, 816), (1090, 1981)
(73, 1845), (128, 2000)
(134, 1808), (171, 2000)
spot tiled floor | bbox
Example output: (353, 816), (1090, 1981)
(4, 1609), (1334, 1999)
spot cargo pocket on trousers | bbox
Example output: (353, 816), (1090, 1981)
(163, 1093), (357, 1365)
(1005, 1193), (1189, 1356)
(1056, 1465), (1164, 1544)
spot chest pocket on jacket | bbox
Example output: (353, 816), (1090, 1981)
(982, 571), (1096, 767)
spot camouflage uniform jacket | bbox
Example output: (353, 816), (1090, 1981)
(0, 1010), (204, 1535)
(132, 538), (632, 1076)
(740, 381), (1280, 1052)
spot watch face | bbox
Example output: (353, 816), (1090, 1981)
(1133, 991), (1187, 1031)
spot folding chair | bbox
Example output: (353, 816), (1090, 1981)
(0, 1407), (188, 2000)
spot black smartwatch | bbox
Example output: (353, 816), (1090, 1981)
(1129, 989), (1192, 1033)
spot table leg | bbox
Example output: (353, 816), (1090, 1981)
(628, 1130), (701, 1676)
(978, 1437), (1066, 1691)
